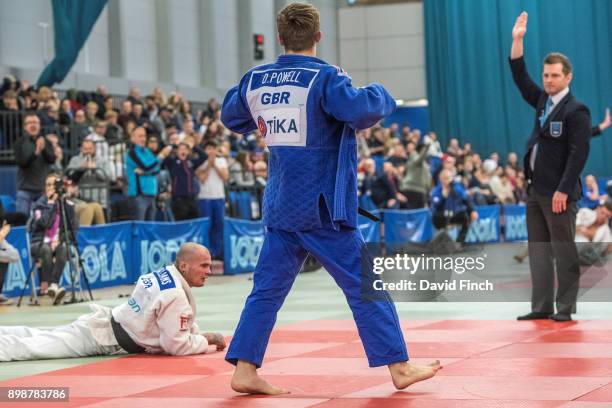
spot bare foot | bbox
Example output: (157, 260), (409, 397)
(388, 360), (442, 390)
(231, 360), (289, 395)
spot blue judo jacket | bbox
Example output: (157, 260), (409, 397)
(429, 182), (474, 215)
(221, 54), (396, 231)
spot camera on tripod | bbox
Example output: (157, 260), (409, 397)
(53, 176), (70, 196)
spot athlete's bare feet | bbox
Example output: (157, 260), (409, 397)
(388, 360), (442, 390)
(231, 360), (290, 395)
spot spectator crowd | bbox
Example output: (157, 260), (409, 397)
(0, 74), (610, 303)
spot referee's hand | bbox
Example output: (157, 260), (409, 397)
(552, 191), (568, 213)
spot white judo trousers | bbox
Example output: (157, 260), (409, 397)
(0, 305), (121, 361)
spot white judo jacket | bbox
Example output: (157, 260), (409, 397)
(88, 265), (209, 355)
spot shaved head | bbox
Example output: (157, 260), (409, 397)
(175, 243), (212, 287)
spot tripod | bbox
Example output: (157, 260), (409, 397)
(17, 190), (93, 306)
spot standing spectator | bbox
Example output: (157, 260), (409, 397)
(400, 142), (431, 209)
(14, 113), (56, 216)
(196, 140), (228, 259)
(0, 221), (19, 306)
(125, 127), (163, 221)
(162, 142), (207, 220)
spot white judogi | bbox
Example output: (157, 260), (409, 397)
(0, 265), (209, 361)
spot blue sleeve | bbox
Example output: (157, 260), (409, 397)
(321, 69), (396, 130)
(221, 74), (257, 134)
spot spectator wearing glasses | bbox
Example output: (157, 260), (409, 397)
(14, 113), (56, 216)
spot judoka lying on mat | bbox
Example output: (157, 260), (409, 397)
(0, 242), (225, 361)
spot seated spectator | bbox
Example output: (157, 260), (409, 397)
(14, 113), (56, 216)
(71, 109), (91, 143)
(229, 151), (255, 187)
(161, 141), (207, 221)
(368, 127), (387, 156)
(85, 121), (112, 180)
(85, 101), (99, 125)
(127, 87), (142, 105)
(430, 169), (478, 243)
(0, 221), (19, 306)
(468, 161), (497, 205)
(66, 184), (105, 226)
(360, 159), (405, 209)
(104, 110), (124, 144)
(118, 100), (134, 130)
(178, 117), (198, 143)
(46, 133), (64, 173)
(29, 173), (78, 304)
(67, 139), (111, 182)
(575, 199), (612, 265)
(490, 168), (516, 204)
(196, 140), (228, 259)
(101, 95), (117, 118)
(132, 102), (149, 129)
(387, 144), (408, 169)
(400, 142), (431, 209)
(446, 138), (463, 158)
(506, 152), (520, 172)
(253, 161), (268, 187)
(582, 175), (601, 209)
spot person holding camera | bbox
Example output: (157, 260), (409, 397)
(67, 139), (111, 181)
(430, 169), (478, 244)
(125, 127), (171, 221)
(161, 137), (208, 221)
(29, 173), (79, 304)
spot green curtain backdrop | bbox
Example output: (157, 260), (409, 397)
(37, 0), (107, 87)
(424, 0), (612, 176)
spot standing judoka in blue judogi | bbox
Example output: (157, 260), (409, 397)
(221, 55), (410, 367)
(221, 7), (441, 390)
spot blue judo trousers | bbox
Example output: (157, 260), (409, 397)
(221, 54), (408, 368)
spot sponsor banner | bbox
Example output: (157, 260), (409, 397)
(466, 205), (500, 243)
(223, 218), (264, 275)
(132, 218), (210, 278)
(2, 226), (33, 298)
(358, 210), (381, 243)
(383, 209), (433, 243)
(503, 204), (528, 242)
